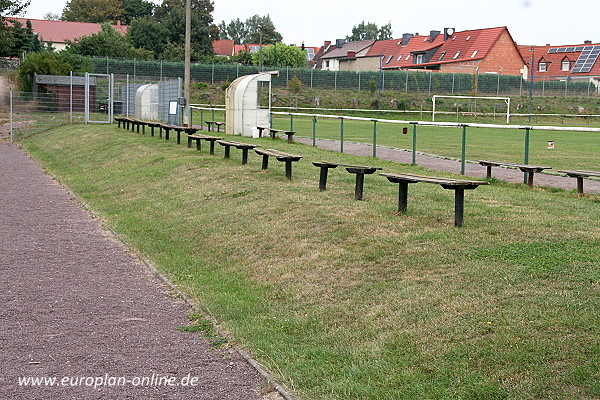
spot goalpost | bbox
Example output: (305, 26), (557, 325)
(432, 95), (511, 123)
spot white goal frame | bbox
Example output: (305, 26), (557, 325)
(432, 95), (511, 123)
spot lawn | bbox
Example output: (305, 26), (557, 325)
(22, 124), (600, 400)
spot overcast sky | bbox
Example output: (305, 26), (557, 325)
(24, 0), (599, 47)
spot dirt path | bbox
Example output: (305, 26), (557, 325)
(295, 137), (600, 194)
(0, 143), (267, 399)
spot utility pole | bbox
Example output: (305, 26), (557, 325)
(183, 0), (191, 126)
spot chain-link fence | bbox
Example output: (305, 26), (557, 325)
(85, 56), (600, 98)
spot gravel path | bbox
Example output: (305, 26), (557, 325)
(0, 143), (265, 399)
(295, 137), (600, 194)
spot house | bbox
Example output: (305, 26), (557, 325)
(383, 27), (526, 76)
(212, 40), (319, 63)
(518, 41), (600, 82)
(317, 39), (376, 71)
(10, 18), (128, 51)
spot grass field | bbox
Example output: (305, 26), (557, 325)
(22, 124), (600, 400)
(271, 114), (600, 171)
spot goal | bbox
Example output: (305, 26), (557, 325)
(432, 95), (511, 123)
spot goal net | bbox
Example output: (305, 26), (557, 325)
(432, 95), (511, 123)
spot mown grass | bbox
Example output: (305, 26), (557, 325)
(22, 124), (599, 400)
(272, 114), (600, 171)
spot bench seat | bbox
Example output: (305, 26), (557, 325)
(217, 140), (257, 164)
(255, 148), (303, 179)
(256, 126), (296, 143)
(380, 172), (489, 227)
(313, 162), (382, 200)
(187, 133), (222, 154)
(476, 160), (552, 186)
(558, 169), (600, 195)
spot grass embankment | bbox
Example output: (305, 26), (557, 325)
(23, 125), (599, 400)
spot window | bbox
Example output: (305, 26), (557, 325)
(397, 54), (403, 61)
(386, 55), (393, 64)
(405, 54), (411, 61)
(466, 36), (471, 41)
(416, 54), (424, 64)
(324, 60), (330, 69)
(471, 50), (478, 58)
(453, 51), (461, 59)
(561, 58), (571, 71)
(437, 51), (446, 61)
(538, 61), (547, 72)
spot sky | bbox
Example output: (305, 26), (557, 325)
(23, 0), (600, 48)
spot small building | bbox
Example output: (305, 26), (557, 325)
(519, 41), (600, 82)
(317, 39), (376, 71)
(10, 18), (127, 51)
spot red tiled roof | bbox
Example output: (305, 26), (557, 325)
(383, 27), (514, 70)
(320, 40), (376, 59)
(518, 43), (600, 77)
(10, 18), (127, 43)
(213, 39), (235, 56)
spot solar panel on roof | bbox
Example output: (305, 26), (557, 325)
(548, 48), (558, 53)
(571, 45), (600, 73)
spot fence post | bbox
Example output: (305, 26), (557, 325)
(69, 71), (73, 124)
(211, 63), (215, 85)
(358, 71), (361, 92)
(340, 117), (344, 153)
(372, 119), (377, 157)
(126, 74), (129, 117)
(290, 113), (293, 132)
(9, 88), (13, 143)
(411, 122), (417, 166)
(523, 127), (531, 183)
(428, 73), (432, 95)
(334, 70), (337, 91)
(564, 79), (568, 98)
(460, 124), (467, 175)
(405, 72), (409, 94)
(312, 116), (317, 146)
(160, 59), (163, 81)
(452, 73), (455, 95)
(133, 58), (136, 81)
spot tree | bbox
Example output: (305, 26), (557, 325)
(218, 18), (247, 45)
(346, 21), (393, 41)
(121, 0), (153, 24)
(153, 0), (217, 59)
(244, 15), (281, 44)
(251, 43), (306, 68)
(0, 0), (30, 53)
(66, 23), (152, 58)
(127, 17), (169, 57)
(42, 11), (61, 20)
(61, 0), (125, 23)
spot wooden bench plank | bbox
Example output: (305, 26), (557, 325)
(312, 161), (382, 199)
(476, 160), (552, 186)
(254, 148), (303, 179)
(380, 172), (488, 227)
(217, 140), (257, 164)
(558, 169), (600, 195)
(187, 133), (222, 154)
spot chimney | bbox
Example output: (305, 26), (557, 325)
(346, 51), (356, 58)
(443, 27), (455, 41)
(430, 30), (440, 43)
(584, 40), (592, 44)
(116, 20), (121, 26)
(335, 39), (345, 48)
(401, 33), (414, 46)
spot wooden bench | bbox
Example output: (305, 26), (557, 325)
(256, 126), (296, 144)
(254, 148), (303, 180)
(477, 160), (552, 186)
(187, 133), (222, 154)
(114, 116), (128, 129)
(312, 162), (382, 200)
(558, 170), (600, 195)
(145, 121), (162, 137)
(205, 121), (226, 132)
(169, 125), (199, 145)
(216, 140), (257, 164)
(380, 172), (489, 227)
